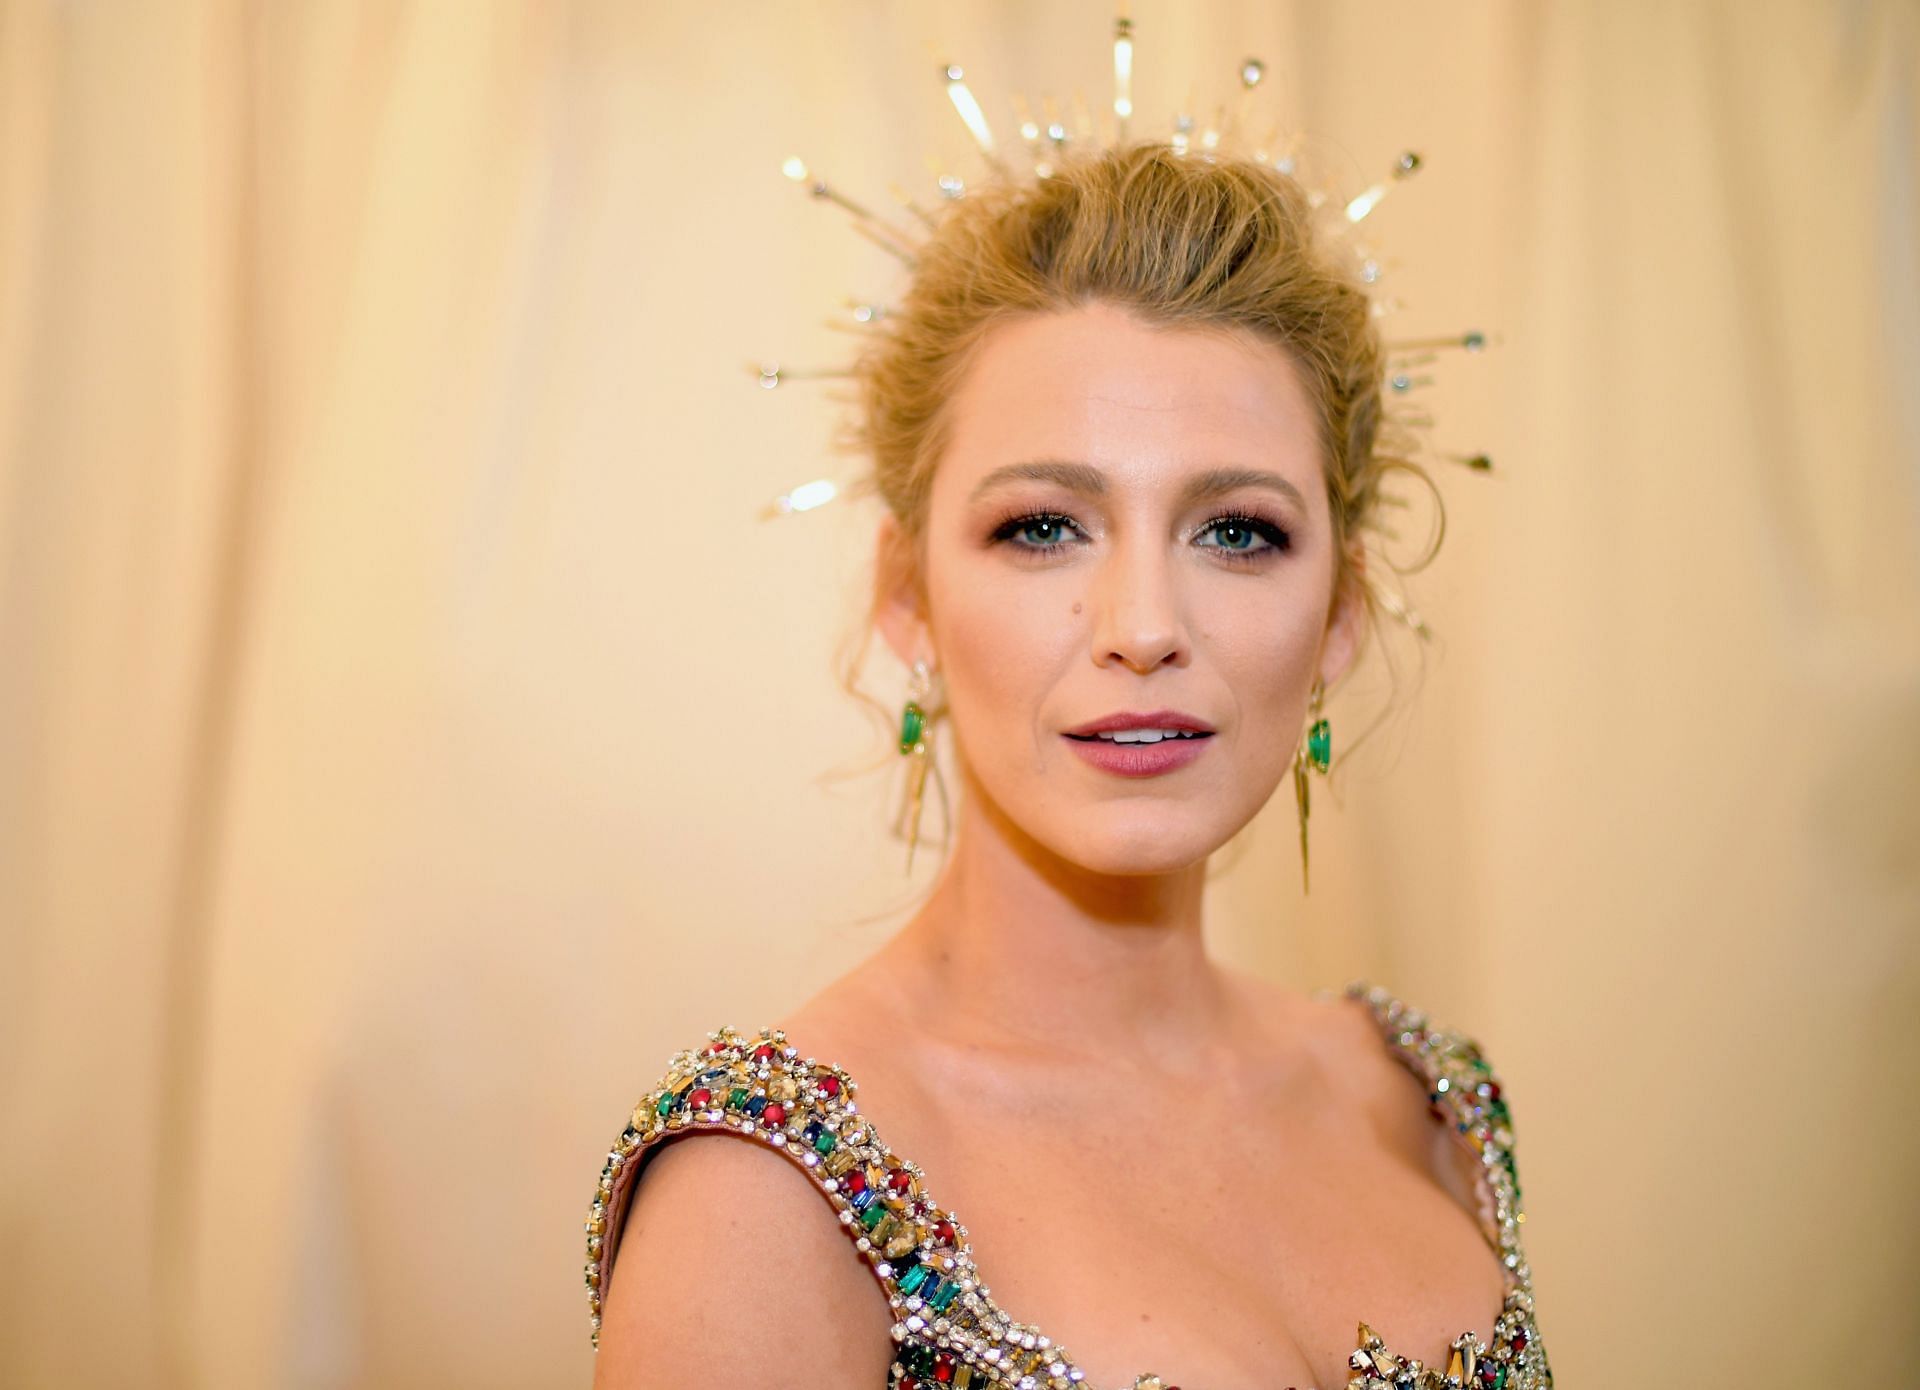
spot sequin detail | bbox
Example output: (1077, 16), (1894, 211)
(584, 979), (1552, 1389)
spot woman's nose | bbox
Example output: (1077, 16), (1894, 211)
(1087, 540), (1190, 673)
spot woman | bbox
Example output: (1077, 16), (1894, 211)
(585, 143), (1550, 1390)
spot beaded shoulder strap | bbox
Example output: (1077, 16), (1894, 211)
(584, 1024), (1074, 1388)
(1335, 978), (1549, 1388)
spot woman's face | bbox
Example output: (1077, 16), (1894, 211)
(878, 299), (1363, 876)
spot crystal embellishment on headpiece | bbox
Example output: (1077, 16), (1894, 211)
(749, 9), (1501, 645)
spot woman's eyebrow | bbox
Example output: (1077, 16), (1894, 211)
(1179, 466), (1307, 510)
(969, 459), (1306, 511)
(968, 459), (1106, 500)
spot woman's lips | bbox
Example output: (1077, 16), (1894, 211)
(1061, 732), (1213, 777)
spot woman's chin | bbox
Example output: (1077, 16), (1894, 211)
(1038, 816), (1232, 877)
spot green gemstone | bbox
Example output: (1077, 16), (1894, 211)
(813, 1128), (837, 1155)
(899, 1263), (930, 1294)
(727, 1087), (747, 1109)
(929, 1280), (960, 1312)
(860, 1201), (887, 1231)
(1495, 1365), (1508, 1388)
(655, 1092), (673, 1117)
(899, 701), (925, 754)
(1307, 718), (1331, 773)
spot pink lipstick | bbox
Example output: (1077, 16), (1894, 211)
(1061, 709), (1215, 779)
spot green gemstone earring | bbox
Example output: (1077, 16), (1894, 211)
(1293, 678), (1332, 894)
(899, 658), (933, 873)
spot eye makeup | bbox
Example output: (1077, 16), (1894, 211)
(984, 506), (1293, 566)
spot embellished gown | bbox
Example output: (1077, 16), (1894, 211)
(584, 979), (1553, 1389)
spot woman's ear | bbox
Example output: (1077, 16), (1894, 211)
(871, 513), (933, 670)
(1318, 541), (1370, 690)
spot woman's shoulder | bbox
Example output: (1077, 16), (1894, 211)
(586, 1023), (903, 1383)
(586, 1025), (863, 1328)
(1330, 977), (1534, 1234)
(585, 1019), (1072, 1390)
(1330, 977), (1517, 1098)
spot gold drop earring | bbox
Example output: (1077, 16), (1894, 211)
(1293, 678), (1332, 893)
(899, 658), (934, 873)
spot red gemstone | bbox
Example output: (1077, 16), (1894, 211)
(706, 1040), (724, 1053)
(900, 1379), (917, 1390)
(1488, 1081), (1502, 1100)
(689, 1087), (711, 1107)
(934, 1352), (954, 1382)
(934, 1219), (955, 1245)
(752, 1043), (774, 1061)
(1512, 1330), (1527, 1351)
(820, 1075), (842, 1098)
(888, 1168), (913, 1194)
(763, 1102), (786, 1127)
(845, 1170), (867, 1194)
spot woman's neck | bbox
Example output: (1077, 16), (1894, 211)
(873, 777), (1247, 1075)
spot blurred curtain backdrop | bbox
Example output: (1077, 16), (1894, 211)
(2, 2), (1916, 1387)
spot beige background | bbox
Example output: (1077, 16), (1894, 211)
(3, 1), (1917, 1387)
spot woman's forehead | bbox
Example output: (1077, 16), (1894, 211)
(938, 304), (1321, 489)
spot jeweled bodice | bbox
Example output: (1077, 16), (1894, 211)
(584, 979), (1553, 1389)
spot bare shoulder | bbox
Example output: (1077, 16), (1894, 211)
(1275, 979), (1438, 1152)
(1308, 984), (1504, 1220)
(592, 1128), (896, 1389)
(1224, 969), (1400, 1089)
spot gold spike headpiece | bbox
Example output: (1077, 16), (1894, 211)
(754, 10), (1502, 644)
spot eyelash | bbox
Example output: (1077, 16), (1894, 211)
(988, 509), (1293, 565)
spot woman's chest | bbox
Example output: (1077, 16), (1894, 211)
(903, 1103), (1509, 1390)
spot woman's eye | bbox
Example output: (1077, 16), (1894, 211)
(991, 512), (1083, 552)
(990, 511), (1290, 560)
(1196, 515), (1291, 557)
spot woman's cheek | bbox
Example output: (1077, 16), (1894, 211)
(934, 567), (1077, 774)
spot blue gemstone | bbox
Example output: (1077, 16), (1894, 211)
(850, 1188), (877, 1211)
(744, 1095), (767, 1117)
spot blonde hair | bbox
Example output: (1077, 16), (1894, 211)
(829, 141), (1442, 782)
